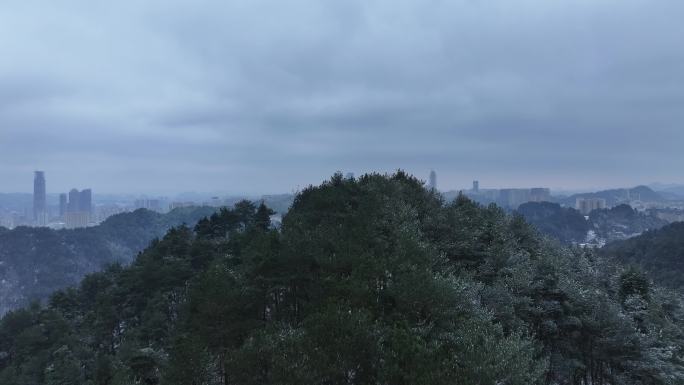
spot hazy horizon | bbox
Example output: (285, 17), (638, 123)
(3, 0), (684, 193)
(0, 172), (679, 198)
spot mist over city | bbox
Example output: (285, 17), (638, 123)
(3, 1), (684, 384)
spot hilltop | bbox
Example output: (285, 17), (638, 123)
(1, 172), (682, 384)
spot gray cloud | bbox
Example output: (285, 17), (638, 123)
(1, 0), (683, 194)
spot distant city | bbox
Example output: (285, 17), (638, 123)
(0, 171), (240, 230)
(3, 170), (684, 230)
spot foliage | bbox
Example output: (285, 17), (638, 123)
(518, 202), (667, 245)
(517, 201), (590, 244)
(590, 204), (667, 243)
(0, 173), (683, 384)
(0, 207), (216, 315)
(601, 221), (684, 289)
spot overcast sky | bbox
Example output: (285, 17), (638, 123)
(1, 0), (683, 194)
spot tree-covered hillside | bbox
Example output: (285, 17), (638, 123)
(517, 202), (667, 245)
(517, 201), (589, 244)
(0, 206), (216, 315)
(1, 173), (683, 384)
(590, 204), (668, 243)
(601, 222), (684, 289)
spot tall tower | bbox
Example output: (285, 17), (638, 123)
(473, 180), (480, 193)
(33, 171), (46, 225)
(59, 193), (68, 219)
(79, 189), (92, 215)
(68, 189), (80, 213)
(428, 170), (437, 191)
(65, 188), (92, 228)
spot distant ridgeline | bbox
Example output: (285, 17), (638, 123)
(442, 185), (669, 211)
(601, 222), (684, 290)
(1, 172), (683, 384)
(559, 185), (668, 207)
(517, 202), (668, 245)
(0, 206), (216, 315)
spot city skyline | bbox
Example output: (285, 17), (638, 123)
(1, 168), (682, 196)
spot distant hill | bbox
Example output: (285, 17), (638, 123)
(649, 183), (684, 200)
(561, 185), (666, 206)
(589, 204), (668, 242)
(517, 202), (667, 245)
(517, 202), (589, 244)
(601, 222), (684, 289)
(0, 206), (216, 315)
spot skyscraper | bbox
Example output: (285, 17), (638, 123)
(428, 170), (437, 190)
(473, 180), (480, 193)
(59, 193), (68, 219)
(65, 188), (93, 228)
(530, 188), (551, 202)
(576, 198), (607, 215)
(68, 189), (80, 213)
(79, 189), (92, 215)
(33, 171), (46, 225)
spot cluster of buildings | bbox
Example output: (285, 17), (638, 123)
(0, 171), (206, 230)
(575, 198), (607, 216)
(465, 180), (551, 209)
(32, 171), (94, 229)
(60, 188), (93, 228)
(430, 170), (615, 217)
(0, 170), (238, 230)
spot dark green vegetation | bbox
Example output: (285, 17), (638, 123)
(602, 222), (684, 289)
(2, 173), (684, 384)
(0, 207), (216, 315)
(590, 204), (668, 243)
(517, 202), (590, 244)
(518, 202), (667, 244)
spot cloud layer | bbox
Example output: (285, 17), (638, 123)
(1, 0), (683, 194)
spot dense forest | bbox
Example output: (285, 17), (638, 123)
(0, 206), (216, 315)
(590, 205), (668, 243)
(601, 222), (684, 289)
(1, 173), (683, 384)
(518, 202), (667, 245)
(517, 202), (590, 244)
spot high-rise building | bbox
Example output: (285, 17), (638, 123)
(473, 180), (480, 193)
(576, 198), (607, 215)
(79, 189), (92, 215)
(59, 193), (68, 219)
(68, 189), (80, 213)
(65, 212), (90, 228)
(135, 198), (162, 211)
(530, 188), (551, 202)
(499, 189), (532, 208)
(33, 171), (47, 226)
(428, 170), (437, 190)
(169, 201), (195, 210)
(64, 188), (93, 228)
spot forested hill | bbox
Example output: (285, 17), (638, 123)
(1, 172), (683, 384)
(0, 206), (216, 315)
(601, 221), (684, 289)
(517, 202), (668, 245)
(516, 201), (590, 244)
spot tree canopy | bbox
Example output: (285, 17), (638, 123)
(1, 172), (683, 385)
